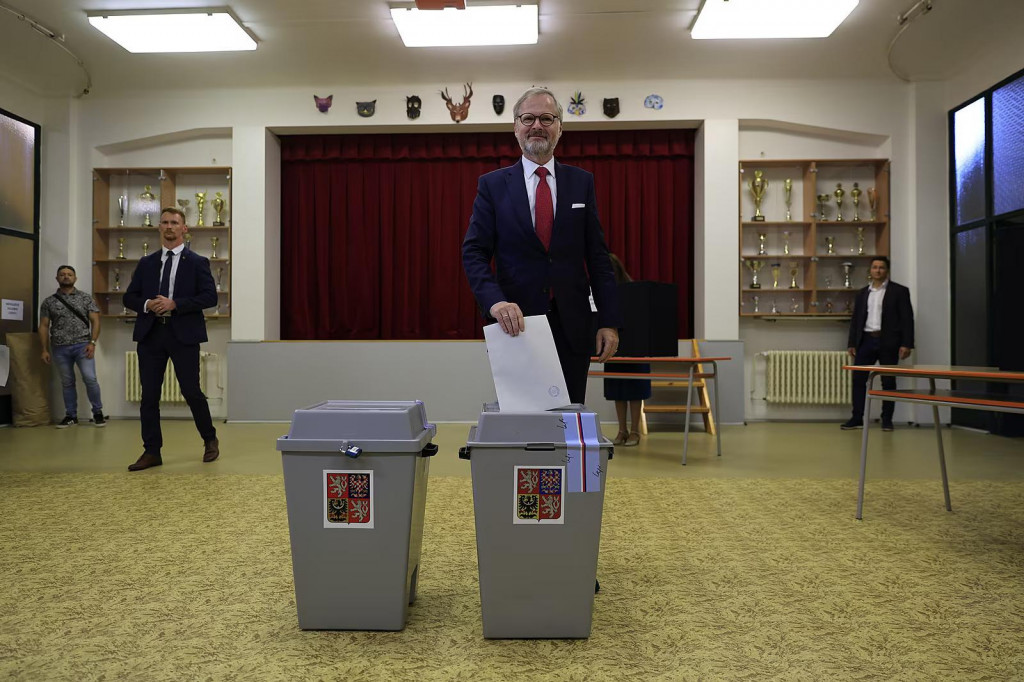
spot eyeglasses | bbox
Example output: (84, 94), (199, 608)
(516, 113), (559, 127)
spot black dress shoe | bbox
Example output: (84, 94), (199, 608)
(595, 579), (600, 594)
(840, 419), (864, 430)
(128, 452), (162, 471)
(881, 420), (895, 432)
(203, 438), (220, 463)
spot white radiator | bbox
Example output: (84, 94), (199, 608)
(763, 350), (850, 405)
(125, 351), (209, 403)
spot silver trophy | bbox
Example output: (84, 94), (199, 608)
(842, 261), (854, 289)
(117, 195), (128, 227)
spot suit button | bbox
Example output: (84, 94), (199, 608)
(543, 287), (549, 294)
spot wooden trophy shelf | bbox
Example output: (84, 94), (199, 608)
(92, 167), (232, 319)
(739, 158), (890, 319)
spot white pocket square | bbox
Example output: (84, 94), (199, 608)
(572, 203), (586, 209)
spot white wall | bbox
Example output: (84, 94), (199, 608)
(25, 74), (957, 422)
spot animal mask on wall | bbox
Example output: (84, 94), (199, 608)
(603, 98), (620, 118)
(314, 94), (333, 113)
(492, 94), (505, 115)
(644, 94), (664, 110)
(356, 100), (377, 118)
(407, 95), (422, 119)
(440, 83), (473, 123)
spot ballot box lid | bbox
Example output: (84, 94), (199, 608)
(467, 404), (611, 449)
(276, 400), (435, 453)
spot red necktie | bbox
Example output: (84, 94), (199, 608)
(534, 167), (553, 250)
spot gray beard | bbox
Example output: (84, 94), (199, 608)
(523, 136), (554, 159)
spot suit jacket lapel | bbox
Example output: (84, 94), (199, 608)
(506, 159), (544, 252)
(552, 161), (573, 247)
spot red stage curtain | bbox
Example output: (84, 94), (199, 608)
(280, 130), (695, 340)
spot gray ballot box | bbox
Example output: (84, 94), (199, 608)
(276, 400), (437, 630)
(459, 405), (612, 638)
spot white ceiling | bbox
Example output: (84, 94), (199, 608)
(0, 0), (1022, 98)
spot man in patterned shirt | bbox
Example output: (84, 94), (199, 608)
(38, 265), (106, 428)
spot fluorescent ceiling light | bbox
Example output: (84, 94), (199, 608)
(87, 8), (257, 53)
(691, 0), (859, 39)
(390, 4), (538, 47)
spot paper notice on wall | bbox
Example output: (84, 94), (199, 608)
(1, 300), (23, 321)
(483, 315), (570, 412)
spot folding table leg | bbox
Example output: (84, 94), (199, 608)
(931, 378), (952, 512)
(681, 364), (695, 466)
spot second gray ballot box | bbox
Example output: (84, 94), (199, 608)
(276, 400), (437, 630)
(459, 405), (611, 638)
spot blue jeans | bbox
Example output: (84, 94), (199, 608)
(52, 342), (103, 417)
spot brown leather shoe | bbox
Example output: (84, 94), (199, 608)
(203, 438), (220, 463)
(128, 452), (162, 471)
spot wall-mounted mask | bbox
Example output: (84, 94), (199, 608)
(643, 94), (664, 110)
(603, 98), (620, 118)
(567, 91), (586, 116)
(314, 94), (333, 113)
(356, 100), (377, 118)
(406, 95), (422, 120)
(492, 94), (505, 115)
(441, 83), (473, 123)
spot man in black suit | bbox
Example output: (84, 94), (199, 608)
(123, 207), (219, 470)
(842, 256), (915, 431)
(462, 87), (622, 405)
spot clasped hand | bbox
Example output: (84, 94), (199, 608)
(147, 296), (177, 315)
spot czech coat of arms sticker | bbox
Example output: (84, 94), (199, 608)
(324, 470), (374, 529)
(513, 465), (565, 524)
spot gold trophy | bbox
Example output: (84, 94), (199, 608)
(113, 268), (121, 292)
(842, 261), (854, 289)
(817, 194), (830, 221)
(745, 259), (765, 289)
(867, 187), (878, 220)
(139, 185), (157, 227)
(748, 169), (768, 222)
(856, 227), (865, 255)
(195, 191), (206, 227)
(212, 191), (226, 226)
(788, 261), (800, 289)
(758, 233), (767, 256)
(784, 178), (793, 221)
(851, 182), (862, 221)
(117, 237), (127, 259)
(210, 237), (219, 259)
(142, 240), (150, 257)
(782, 230), (791, 255)
(825, 236), (835, 255)
(771, 263), (781, 289)
(184, 232), (192, 248)
(833, 183), (845, 222)
(117, 195), (128, 227)
(177, 198), (190, 223)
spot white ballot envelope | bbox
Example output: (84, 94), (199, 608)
(483, 315), (570, 412)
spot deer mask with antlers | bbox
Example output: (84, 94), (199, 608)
(440, 83), (473, 123)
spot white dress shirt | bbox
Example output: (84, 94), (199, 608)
(521, 156), (557, 228)
(146, 243), (185, 314)
(864, 279), (888, 332)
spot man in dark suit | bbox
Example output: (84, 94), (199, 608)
(462, 87), (622, 405)
(123, 207), (219, 470)
(842, 256), (915, 431)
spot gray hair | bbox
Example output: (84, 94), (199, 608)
(513, 87), (563, 121)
